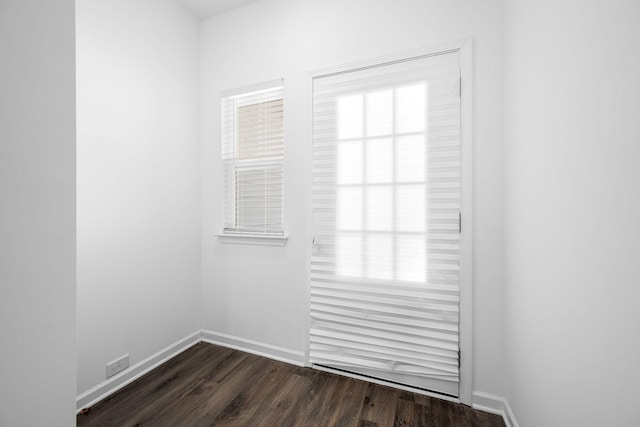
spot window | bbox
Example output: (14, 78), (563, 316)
(220, 80), (285, 242)
(333, 83), (431, 282)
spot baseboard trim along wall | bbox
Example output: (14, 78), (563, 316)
(201, 329), (306, 367)
(503, 397), (520, 427)
(77, 330), (305, 412)
(76, 330), (201, 412)
(472, 391), (519, 427)
(77, 330), (516, 427)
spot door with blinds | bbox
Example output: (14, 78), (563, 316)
(310, 50), (462, 396)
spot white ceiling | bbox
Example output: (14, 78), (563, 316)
(177, 0), (260, 19)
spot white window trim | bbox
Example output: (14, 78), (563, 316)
(220, 78), (284, 99)
(215, 232), (288, 246)
(218, 79), (286, 245)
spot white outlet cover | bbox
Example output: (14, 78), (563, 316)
(106, 354), (130, 379)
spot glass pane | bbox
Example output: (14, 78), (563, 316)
(396, 83), (426, 133)
(366, 137), (392, 183)
(238, 99), (283, 159)
(337, 233), (363, 277)
(234, 165), (283, 231)
(337, 187), (362, 230)
(397, 185), (425, 232)
(366, 186), (392, 231)
(337, 140), (363, 184)
(367, 234), (393, 280)
(397, 234), (426, 282)
(366, 89), (393, 136)
(396, 134), (425, 183)
(337, 94), (363, 139)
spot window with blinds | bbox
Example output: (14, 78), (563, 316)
(310, 51), (461, 396)
(221, 81), (284, 235)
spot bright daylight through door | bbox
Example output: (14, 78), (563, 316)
(310, 50), (462, 397)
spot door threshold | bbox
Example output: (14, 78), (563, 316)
(312, 364), (461, 404)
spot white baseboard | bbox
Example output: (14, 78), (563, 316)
(472, 391), (504, 416)
(201, 329), (305, 367)
(503, 397), (519, 427)
(472, 391), (519, 427)
(77, 331), (517, 427)
(76, 330), (305, 412)
(76, 330), (201, 412)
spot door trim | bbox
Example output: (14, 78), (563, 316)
(458, 36), (473, 406)
(304, 37), (473, 405)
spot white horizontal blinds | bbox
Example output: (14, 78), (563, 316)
(222, 83), (284, 235)
(310, 51), (461, 396)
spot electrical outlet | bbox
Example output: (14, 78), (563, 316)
(106, 354), (129, 379)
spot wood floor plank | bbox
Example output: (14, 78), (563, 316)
(360, 383), (400, 427)
(177, 352), (272, 427)
(210, 359), (293, 426)
(78, 343), (226, 426)
(296, 370), (343, 425)
(413, 402), (429, 426)
(77, 343), (506, 427)
(120, 344), (238, 426)
(279, 369), (337, 426)
(393, 397), (414, 427)
(322, 376), (369, 427)
(254, 370), (313, 427)
(86, 346), (248, 427)
(428, 397), (448, 427)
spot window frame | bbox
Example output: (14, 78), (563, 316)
(217, 79), (287, 246)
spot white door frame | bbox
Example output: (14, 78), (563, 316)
(303, 37), (473, 405)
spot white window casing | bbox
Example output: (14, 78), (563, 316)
(219, 80), (286, 245)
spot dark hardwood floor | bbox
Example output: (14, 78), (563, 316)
(77, 342), (505, 427)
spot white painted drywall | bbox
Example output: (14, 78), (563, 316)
(177, 0), (260, 19)
(0, 0), (77, 425)
(76, 0), (201, 396)
(504, 0), (640, 425)
(200, 0), (506, 398)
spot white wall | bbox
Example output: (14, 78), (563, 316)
(0, 0), (77, 425)
(200, 0), (506, 398)
(504, 1), (640, 425)
(76, 0), (201, 396)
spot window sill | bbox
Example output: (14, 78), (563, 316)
(215, 233), (288, 247)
